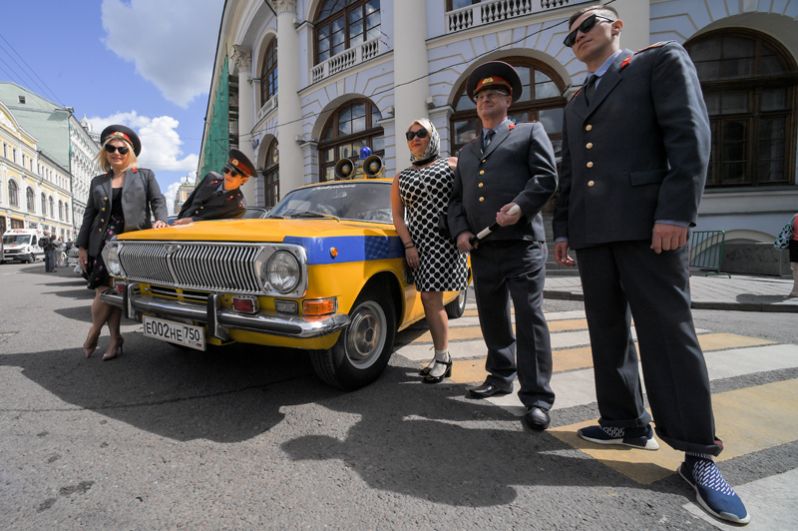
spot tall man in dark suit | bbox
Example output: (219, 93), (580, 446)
(175, 149), (255, 224)
(552, 5), (749, 524)
(448, 61), (558, 431)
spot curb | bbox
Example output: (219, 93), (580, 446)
(544, 290), (798, 313)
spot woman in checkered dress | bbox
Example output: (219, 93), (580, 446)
(391, 118), (468, 384)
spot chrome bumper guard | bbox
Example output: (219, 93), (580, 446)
(100, 283), (349, 340)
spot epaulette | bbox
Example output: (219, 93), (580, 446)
(634, 41), (674, 55)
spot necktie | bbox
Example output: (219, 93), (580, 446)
(584, 75), (598, 105)
(483, 129), (495, 151)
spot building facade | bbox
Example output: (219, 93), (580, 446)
(0, 82), (100, 239)
(0, 102), (73, 239)
(199, 0), (798, 271)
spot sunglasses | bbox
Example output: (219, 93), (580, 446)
(405, 129), (429, 141)
(563, 14), (615, 47)
(104, 144), (130, 155)
(224, 166), (246, 178)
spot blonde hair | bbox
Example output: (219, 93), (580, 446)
(95, 135), (138, 173)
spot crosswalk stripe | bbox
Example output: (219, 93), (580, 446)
(445, 333), (776, 383)
(683, 468), (798, 529)
(461, 308), (588, 321)
(548, 378), (798, 485)
(403, 319), (591, 344)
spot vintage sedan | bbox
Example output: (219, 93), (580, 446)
(101, 177), (469, 390)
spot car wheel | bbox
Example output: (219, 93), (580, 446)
(445, 289), (468, 319)
(310, 287), (396, 391)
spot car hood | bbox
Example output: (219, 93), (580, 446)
(118, 218), (396, 242)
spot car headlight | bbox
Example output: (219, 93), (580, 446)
(101, 240), (125, 277)
(264, 250), (300, 293)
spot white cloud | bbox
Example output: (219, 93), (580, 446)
(101, 0), (224, 107)
(163, 180), (183, 216)
(85, 111), (198, 173)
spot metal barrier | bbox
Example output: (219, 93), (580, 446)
(689, 230), (726, 275)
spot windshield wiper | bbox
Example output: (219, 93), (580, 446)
(288, 211), (340, 221)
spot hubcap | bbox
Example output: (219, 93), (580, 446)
(344, 300), (387, 369)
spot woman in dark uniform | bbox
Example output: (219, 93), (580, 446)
(391, 118), (469, 383)
(77, 125), (168, 361)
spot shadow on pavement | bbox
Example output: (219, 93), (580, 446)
(0, 336), (332, 443)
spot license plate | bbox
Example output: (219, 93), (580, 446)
(142, 315), (206, 351)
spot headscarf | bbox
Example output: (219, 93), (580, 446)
(407, 118), (440, 166)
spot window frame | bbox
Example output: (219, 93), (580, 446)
(263, 138), (280, 208)
(260, 38), (278, 106)
(317, 98), (384, 182)
(313, 0), (381, 65)
(686, 29), (797, 187)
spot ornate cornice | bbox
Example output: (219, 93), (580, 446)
(231, 44), (252, 70)
(271, 0), (296, 16)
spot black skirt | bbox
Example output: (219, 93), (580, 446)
(789, 238), (798, 263)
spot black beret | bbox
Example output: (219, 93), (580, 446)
(467, 61), (523, 102)
(227, 149), (256, 178)
(100, 124), (142, 156)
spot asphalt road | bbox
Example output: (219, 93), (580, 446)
(1, 261), (796, 529)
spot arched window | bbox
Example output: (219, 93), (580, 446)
(41, 193), (47, 216)
(686, 30), (797, 186)
(260, 39), (278, 105)
(263, 139), (280, 207)
(26, 187), (35, 212)
(8, 180), (19, 207)
(65, 204), (69, 223)
(49, 196), (54, 218)
(318, 98), (384, 181)
(450, 57), (567, 156)
(314, 0), (380, 64)
(58, 200), (64, 220)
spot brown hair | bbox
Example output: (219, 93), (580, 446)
(568, 4), (619, 28)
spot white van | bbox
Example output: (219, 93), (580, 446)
(2, 228), (46, 263)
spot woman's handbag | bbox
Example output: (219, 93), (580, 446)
(774, 218), (794, 249)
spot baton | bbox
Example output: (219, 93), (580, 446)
(469, 204), (521, 245)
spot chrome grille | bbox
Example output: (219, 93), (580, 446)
(119, 241), (265, 294)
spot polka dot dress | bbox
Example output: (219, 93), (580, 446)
(398, 158), (468, 292)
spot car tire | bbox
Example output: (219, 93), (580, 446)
(445, 289), (468, 319)
(310, 286), (396, 391)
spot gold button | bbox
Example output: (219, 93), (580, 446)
(481, 159), (487, 164)
(479, 196), (485, 203)
(586, 161), (594, 168)
(587, 180), (595, 187)
(585, 124), (593, 132)
(101, 207), (106, 212)
(478, 182), (484, 188)
(479, 169), (485, 175)
(586, 142), (593, 150)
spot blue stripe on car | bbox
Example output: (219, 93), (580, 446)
(283, 235), (404, 265)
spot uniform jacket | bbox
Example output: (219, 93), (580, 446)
(448, 122), (558, 242)
(177, 171), (246, 221)
(552, 42), (711, 250)
(77, 167), (167, 257)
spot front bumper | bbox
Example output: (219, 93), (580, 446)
(101, 282), (349, 341)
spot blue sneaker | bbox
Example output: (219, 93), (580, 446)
(578, 424), (660, 450)
(679, 458), (750, 525)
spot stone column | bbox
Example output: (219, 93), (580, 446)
(392, 0), (430, 167)
(231, 44), (259, 205)
(274, 0), (304, 192)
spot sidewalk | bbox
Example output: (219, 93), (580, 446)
(544, 273), (798, 313)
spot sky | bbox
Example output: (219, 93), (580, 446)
(0, 0), (225, 213)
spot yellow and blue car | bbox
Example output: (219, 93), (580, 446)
(101, 177), (469, 390)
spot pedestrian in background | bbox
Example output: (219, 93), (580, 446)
(552, 5), (749, 524)
(77, 125), (168, 361)
(448, 61), (558, 431)
(42, 232), (56, 272)
(391, 118), (468, 384)
(174, 149), (255, 224)
(787, 213), (798, 297)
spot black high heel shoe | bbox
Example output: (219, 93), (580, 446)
(422, 358), (452, 384)
(102, 337), (124, 361)
(419, 357), (435, 376)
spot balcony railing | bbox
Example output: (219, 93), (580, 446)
(446, 0), (590, 34)
(311, 37), (381, 83)
(257, 95), (278, 121)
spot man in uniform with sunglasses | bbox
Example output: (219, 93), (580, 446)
(175, 149), (256, 224)
(552, 5), (750, 525)
(448, 60), (558, 432)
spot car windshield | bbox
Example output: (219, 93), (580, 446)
(3, 235), (32, 245)
(242, 207), (269, 219)
(270, 181), (393, 224)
